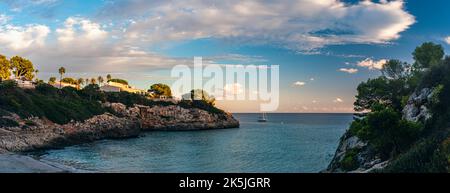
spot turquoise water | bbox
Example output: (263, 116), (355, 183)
(35, 113), (353, 173)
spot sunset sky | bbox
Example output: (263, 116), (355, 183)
(0, 0), (449, 112)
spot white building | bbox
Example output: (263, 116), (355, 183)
(15, 79), (35, 89)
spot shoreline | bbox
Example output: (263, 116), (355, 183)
(0, 153), (83, 173)
(0, 102), (239, 173)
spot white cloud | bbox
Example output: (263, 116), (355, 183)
(0, 23), (50, 50)
(0, 14), (10, 24)
(339, 68), (358, 74)
(56, 17), (108, 43)
(293, 81), (306, 87)
(103, 0), (415, 51)
(445, 36), (450, 45)
(357, 58), (388, 70)
(223, 83), (244, 95)
(333, 98), (344, 103)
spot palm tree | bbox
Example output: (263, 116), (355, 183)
(58, 67), (66, 88)
(77, 78), (85, 90)
(106, 74), (112, 82)
(49, 77), (56, 84)
(90, 78), (97, 85)
(98, 76), (104, 86)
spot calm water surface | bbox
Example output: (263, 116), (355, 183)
(35, 113), (353, 173)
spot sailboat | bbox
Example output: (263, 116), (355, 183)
(258, 113), (268, 122)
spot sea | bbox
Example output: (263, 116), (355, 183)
(32, 113), (354, 173)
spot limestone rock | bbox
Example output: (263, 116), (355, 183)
(403, 88), (433, 122)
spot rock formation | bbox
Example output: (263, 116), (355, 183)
(325, 87), (436, 173)
(0, 103), (239, 153)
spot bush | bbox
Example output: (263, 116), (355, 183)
(0, 83), (106, 124)
(354, 108), (423, 159)
(383, 134), (448, 173)
(340, 148), (360, 171)
(0, 80), (18, 90)
(0, 117), (19, 127)
(108, 78), (128, 85)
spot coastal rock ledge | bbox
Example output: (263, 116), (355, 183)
(0, 103), (239, 154)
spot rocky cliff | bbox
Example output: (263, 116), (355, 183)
(325, 87), (435, 173)
(0, 103), (239, 153)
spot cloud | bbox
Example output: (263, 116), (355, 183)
(0, 14), (10, 24)
(0, 0), (60, 16)
(357, 58), (387, 70)
(56, 17), (108, 43)
(99, 0), (415, 51)
(293, 81), (306, 87)
(223, 83), (244, 95)
(445, 36), (450, 45)
(339, 68), (358, 74)
(333, 98), (344, 103)
(0, 23), (50, 51)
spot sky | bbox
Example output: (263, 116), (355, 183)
(0, 0), (449, 113)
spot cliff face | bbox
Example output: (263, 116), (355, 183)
(0, 103), (239, 153)
(103, 102), (240, 131)
(325, 88), (434, 173)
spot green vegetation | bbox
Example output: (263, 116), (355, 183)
(149, 83), (172, 98)
(346, 42), (450, 172)
(0, 82), (105, 124)
(61, 77), (77, 85)
(108, 78), (128, 85)
(0, 55), (11, 80)
(341, 148), (360, 171)
(10, 56), (35, 81)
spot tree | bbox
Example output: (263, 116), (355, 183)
(77, 78), (85, 88)
(354, 107), (423, 158)
(90, 78), (97, 85)
(189, 89), (215, 105)
(108, 78), (128, 85)
(10, 56), (35, 80)
(61, 77), (77, 85)
(98, 76), (104, 86)
(106, 74), (112, 81)
(413, 42), (444, 69)
(0, 55), (10, 81)
(149, 83), (172, 98)
(48, 77), (57, 84)
(58, 67), (66, 88)
(381, 60), (410, 80)
(354, 77), (409, 112)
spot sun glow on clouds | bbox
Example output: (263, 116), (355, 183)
(333, 98), (344, 103)
(357, 58), (388, 70)
(445, 36), (450, 45)
(293, 81), (306, 87)
(0, 0), (415, 72)
(339, 68), (358, 74)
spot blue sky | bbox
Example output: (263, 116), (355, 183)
(0, 0), (449, 112)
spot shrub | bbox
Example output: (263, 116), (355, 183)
(0, 117), (19, 127)
(108, 78), (128, 85)
(0, 80), (18, 90)
(340, 148), (360, 171)
(355, 108), (423, 159)
(383, 134), (448, 173)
